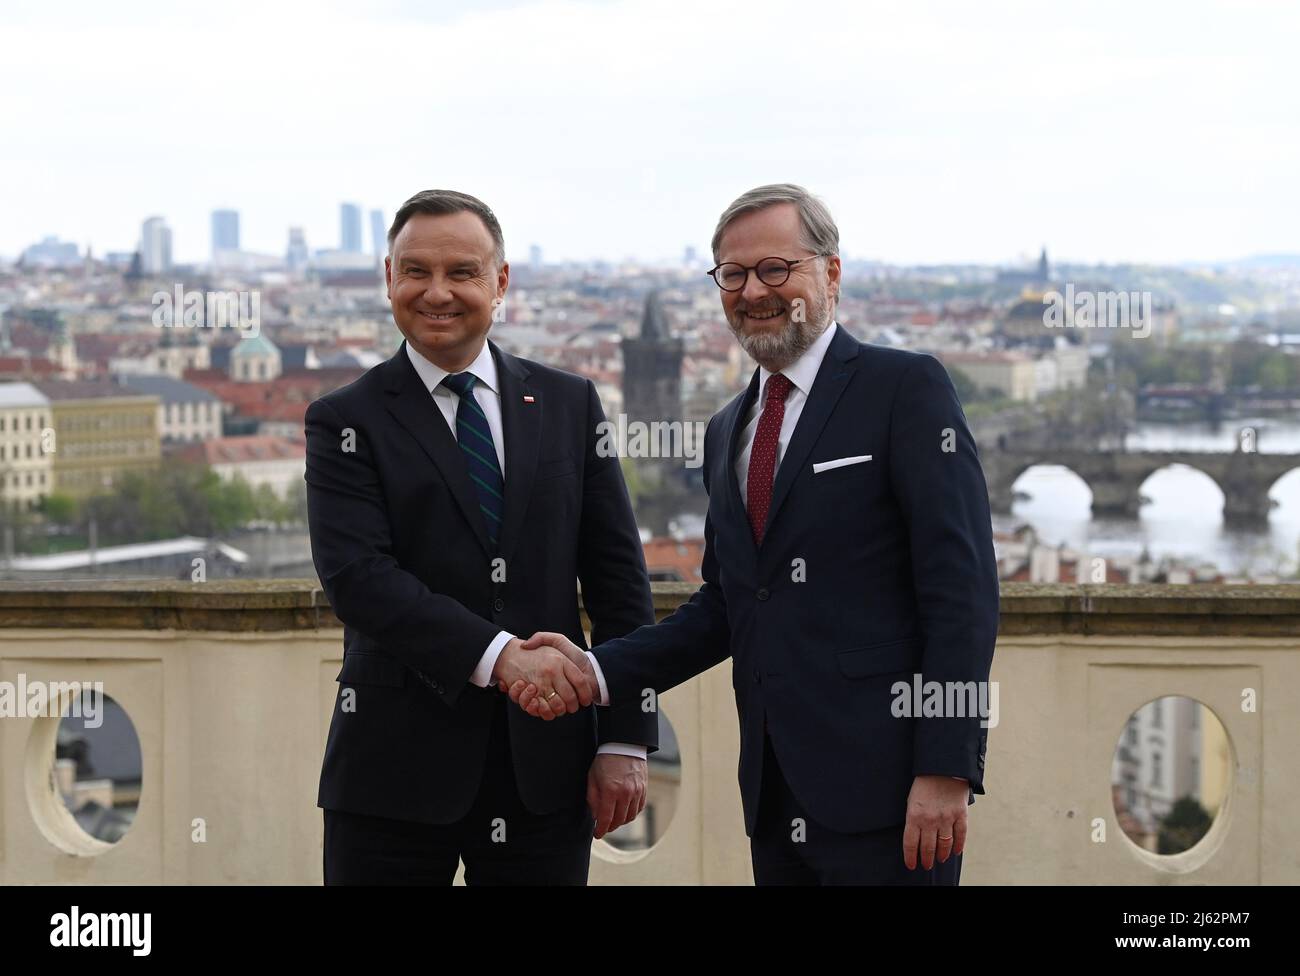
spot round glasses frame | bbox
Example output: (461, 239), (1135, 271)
(706, 255), (818, 292)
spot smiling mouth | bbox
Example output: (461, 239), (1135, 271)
(418, 311), (462, 321)
(744, 307), (785, 321)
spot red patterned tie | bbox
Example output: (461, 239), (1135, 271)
(746, 373), (794, 545)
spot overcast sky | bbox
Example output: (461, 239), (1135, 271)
(2, 0), (1296, 267)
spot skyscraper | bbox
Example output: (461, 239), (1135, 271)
(140, 217), (173, 274)
(341, 203), (363, 254)
(529, 244), (543, 269)
(370, 209), (386, 258)
(211, 209), (240, 258)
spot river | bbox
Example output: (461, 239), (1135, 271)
(997, 418), (1300, 577)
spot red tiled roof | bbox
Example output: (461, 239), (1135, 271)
(171, 435), (305, 466)
(641, 537), (705, 583)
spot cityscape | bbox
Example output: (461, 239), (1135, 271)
(4, 202), (1300, 588)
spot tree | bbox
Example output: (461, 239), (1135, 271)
(39, 492), (77, 526)
(946, 366), (979, 404)
(1157, 795), (1213, 855)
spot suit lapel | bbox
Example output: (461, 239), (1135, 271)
(762, 325), (860, 540)
(492, 341), (540, 567)
(720, 368), (760, 560)
(382, 339), (493, 556)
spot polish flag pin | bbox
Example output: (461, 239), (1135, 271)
(523, 395), (535, 403)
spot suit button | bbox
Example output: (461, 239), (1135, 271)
(756, 588), (770, 601)
(493, 598), (504, 612)
(753, 670), (761, 684)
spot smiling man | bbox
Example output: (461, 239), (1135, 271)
(513, 184), (1000, 885)
(306, 189), (656, 884)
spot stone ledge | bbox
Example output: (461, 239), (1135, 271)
(0, 580), (1294, 635)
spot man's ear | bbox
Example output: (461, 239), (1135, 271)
(825, 254), (842, 302)
(383, 255), (393, 300)
(496, 260), (510, 302)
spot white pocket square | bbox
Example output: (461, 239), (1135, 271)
(813, 454), (872, 473)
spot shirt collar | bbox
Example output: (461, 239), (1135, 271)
(405, 338), (499, 396)
(758, 320), (839, 400)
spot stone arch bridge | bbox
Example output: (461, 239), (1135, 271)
(981, 449), (1300, 526)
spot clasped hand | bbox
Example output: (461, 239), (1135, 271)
(491, 632), (598, 720)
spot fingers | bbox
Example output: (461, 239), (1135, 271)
(549, 672), (580, 714)
(549, 637), (589, 668)
(611, 794), (635, 834)
(531, 688), (561, 720)
(919, 827), (937, 870)
(902, 820), (920, 871)
(513, 682), (561, 720)
(935, 830), (955, 864)
(561, 659), (595, 707)
(592, 788), (617, 839)
(521, 631), (565, 651)
(586, 778), (601, 829)
(522, 631), (588, 671)
(952, 816), (968, 858)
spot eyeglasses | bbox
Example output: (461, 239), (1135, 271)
(706, 256), (816, 292)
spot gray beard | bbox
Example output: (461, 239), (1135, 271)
(731, 295), (832, 373)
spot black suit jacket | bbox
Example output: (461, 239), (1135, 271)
(307, 338), (656, 825)
(594, 324), (999, 835)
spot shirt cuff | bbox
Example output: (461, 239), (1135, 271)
(469, 631), (515, 688)
(585, 651), (611, 706)
(596, 743), (647, 760)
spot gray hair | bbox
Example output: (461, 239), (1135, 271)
(710, 183), (839, 263)
(387, 189), (506, 267)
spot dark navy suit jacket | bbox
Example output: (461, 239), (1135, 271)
(593, 324), (999, 835)
(307, 339), (656, 825)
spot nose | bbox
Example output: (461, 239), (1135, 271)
(739, 269), (773, 305)
(423, 273), (454, 307)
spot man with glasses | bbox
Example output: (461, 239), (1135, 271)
(513, 184), (999, 884)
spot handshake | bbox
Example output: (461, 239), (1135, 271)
(490, 633), (602, 720)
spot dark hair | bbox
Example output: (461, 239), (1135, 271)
(387, 189), (505, 266)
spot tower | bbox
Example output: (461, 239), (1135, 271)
(621, 291), (683, 424)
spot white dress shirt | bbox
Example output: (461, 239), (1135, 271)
(733, 320), (840, 508)
(405, 340), (644, 761)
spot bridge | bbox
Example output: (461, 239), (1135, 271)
(982, 448), (1300, 526)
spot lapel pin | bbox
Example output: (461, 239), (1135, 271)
(523, 395), (535, 403)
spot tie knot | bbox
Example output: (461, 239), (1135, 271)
(765, 373), (794, 403)
(442, 372), (476, 397)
